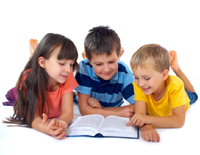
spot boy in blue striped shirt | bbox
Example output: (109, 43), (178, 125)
(74, 26), (135, 118)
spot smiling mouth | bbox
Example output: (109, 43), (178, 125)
(142, 87), (150, 92)
(102, 71), (112, 75)
(61, 75), (68, 79)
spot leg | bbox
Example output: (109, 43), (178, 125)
(16, 39), (38, 86)
(29, 39), (38, 59)
(169, 50), (195, 92)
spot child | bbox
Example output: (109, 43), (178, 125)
(74, 26), (135, 118)
(4, 33), (79, 140)
(127, 44), (198, 142)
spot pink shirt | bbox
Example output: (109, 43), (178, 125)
(21, 70), (78, 118)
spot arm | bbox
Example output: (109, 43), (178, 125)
(78, 93), (134, 118)
(147, 105), (185, 128)
(127, 100), (160, 142)
(127, 100), (186, 128)
(31, 110), (66, 139)
(58, 92), (74, 130)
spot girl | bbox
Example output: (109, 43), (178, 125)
(4, 33), (79, 140)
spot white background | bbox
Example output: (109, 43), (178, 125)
(0, 0), (200, 155)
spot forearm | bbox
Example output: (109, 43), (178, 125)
(174, 68), (195, 92)
(149, 115), (185, 128)
(80, 104), (118, 117)
(31, 116), (46, 134)
(59, 111), (73, 126)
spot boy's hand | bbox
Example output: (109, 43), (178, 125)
(118, 106), (135, 118)
(87, 97), (103, 109)
(126, 114), (152, 127)
(42, 114), (66, 139)
(140, 125), (160, 142)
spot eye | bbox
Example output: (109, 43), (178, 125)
(145, 77), (151, 80)
(96, 64), (102, 66)
(109, 61), (115, 64)
(135, 76), (139, 80)
(70, 63), (74, 66)
(59, 63), (65, 66)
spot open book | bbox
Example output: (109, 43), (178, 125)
(66, 114), (139, 139)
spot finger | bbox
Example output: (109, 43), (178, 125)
(51, 127), (63, 137)
(47, 119), (56, 130)
(54, 131), (67, 140)
(42, 113), (49, 125)
(148, 131), (153, 142)
(126, 116), (135, 126)
(142, 132), (150, 142)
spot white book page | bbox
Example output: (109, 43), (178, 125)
(66, 114), (104, 136)
(100, 116), (138, 138)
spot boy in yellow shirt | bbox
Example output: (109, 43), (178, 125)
(127, 44), (198, 142)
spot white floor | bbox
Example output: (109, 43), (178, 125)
(0, 1), (200, 155)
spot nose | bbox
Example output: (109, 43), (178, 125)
(138, 79), (145, 87)
(103, 64), (110, 72)
(64, 64), (71, 73)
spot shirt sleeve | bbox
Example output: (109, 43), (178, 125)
(74, 60), (93, 95)
(62, 72), (78, 94)
(169, 81), (190, 109)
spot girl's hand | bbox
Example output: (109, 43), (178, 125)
(51, 120), (68, 131)
(42, 114), (66, 139)
(126, 114), (152, 127)
(87, 97), (102, 109)
(141, 125), (160, 142)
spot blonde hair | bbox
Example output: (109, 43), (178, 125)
(130, 44), (170, 73)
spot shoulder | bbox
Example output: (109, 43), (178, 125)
(166, 75), (184, 89)
(118, 61), (132, 74)
(78, 59), (92, 75)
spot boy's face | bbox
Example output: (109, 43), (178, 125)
(132, 66), (168, 97)
(88, 51), (119, 80)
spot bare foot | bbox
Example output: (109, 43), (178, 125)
(29, 39), (38, 59)
(82, 50), (86, 59)
(118, 47), (125, 60)
(169, 50), (180, 72)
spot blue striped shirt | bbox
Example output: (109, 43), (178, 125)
(74, 59), (135, 107)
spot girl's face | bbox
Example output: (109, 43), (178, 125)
(42, 46), (74, 88)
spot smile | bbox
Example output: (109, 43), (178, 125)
(102, 71), (112, 75)
(142, 87), (150, 92)
(60, 75), (68, 79)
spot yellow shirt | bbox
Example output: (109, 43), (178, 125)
(133, 75), (190, 116)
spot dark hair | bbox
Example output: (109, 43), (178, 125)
(84, 26), (121, 60)
(4, 33), (78, 127)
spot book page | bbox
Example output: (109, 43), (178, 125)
(69, 114), (104, 130)
(100, 115), (138, 138)
(101, 116), (128, 130)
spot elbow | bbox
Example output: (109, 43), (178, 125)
(174, 119), (185, 128)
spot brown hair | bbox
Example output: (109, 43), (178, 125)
(84, 26), (121, 60)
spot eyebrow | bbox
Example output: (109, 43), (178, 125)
(94, 58), (117, 63)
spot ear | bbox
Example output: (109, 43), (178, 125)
(86, 57), (92, 66)
(119, 47), (125, 57)
(38, 56), (46, 68)
(162, 69), (169, 80)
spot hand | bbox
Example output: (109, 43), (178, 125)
(118, 106), (135, 118)
(51, 119), (68, 131)
(42, 114), (66, 139)
(87, 97), (102, 109)
(126, 114), (152, 127)
(140, 125), (160, 142)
